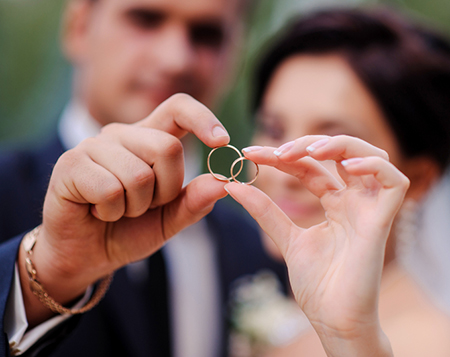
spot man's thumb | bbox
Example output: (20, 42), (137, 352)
(162, 174), (228, 239)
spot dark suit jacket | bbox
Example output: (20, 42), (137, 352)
(0, 135), (287, 357)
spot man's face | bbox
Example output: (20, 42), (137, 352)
(65, 0), (243, 125)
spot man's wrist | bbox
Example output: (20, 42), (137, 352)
(23, 227), (113, 315)
(6, 261), (96, 356)
(18, 228), (103, 327)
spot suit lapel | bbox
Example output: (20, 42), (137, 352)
(0, 235), (23, 357)
(99, 250), (172, 357)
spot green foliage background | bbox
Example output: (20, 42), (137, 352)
(1, 0), (449, 175)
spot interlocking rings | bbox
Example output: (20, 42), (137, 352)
(207, 144), (259, 185)
(207, 145), (243, 182)
(230, 156), (259, 185)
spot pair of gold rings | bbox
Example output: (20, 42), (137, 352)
(207, 144), (259, 185)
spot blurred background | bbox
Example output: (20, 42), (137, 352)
(1, 0), (450, 172)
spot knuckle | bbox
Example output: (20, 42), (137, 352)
(170, 93), (210, 120)
(128, 166), (155, 190)
(163, 93), (195, 113)
(101, 182), (124, 204)
(161, 136), (184, 158)
(401, 175), (411, 190)
(56, 149), (83, 172)
(371, 156), (384, 164)
(77, 137), (97, 151)
(333, 134), (349, 144)
(379, 149), (389, 161)
(334, 134), (347, 140)
(170, 92), (194, 105)
(303, 135), (316, 142)
(194, 108), (215, 124)
(57, 149), (77, 165)
(100, 122), (124, 136)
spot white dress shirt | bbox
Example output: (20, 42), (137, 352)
(6, 101), (221, 357)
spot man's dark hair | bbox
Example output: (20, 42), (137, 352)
(253, 8), (450, 169)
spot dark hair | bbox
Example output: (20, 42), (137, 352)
(253, 8), (450, 169)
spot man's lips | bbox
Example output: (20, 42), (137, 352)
(132, 80), (197, 101)
(133, 85), (181, 101)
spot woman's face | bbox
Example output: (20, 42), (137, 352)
(253, 54), (403, 229)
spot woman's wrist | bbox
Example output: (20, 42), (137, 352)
(313, 323), (393, 357)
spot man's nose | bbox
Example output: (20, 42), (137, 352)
(150, 24), (196, 76)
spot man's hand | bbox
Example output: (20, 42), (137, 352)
(19, 94), (229, 326)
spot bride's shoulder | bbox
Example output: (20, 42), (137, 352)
(380, 264), (450, 356)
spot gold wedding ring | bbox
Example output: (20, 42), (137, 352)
(207, 145), (243, 182)
(207, 144), (259, 185)
(230, 157), (259, 185)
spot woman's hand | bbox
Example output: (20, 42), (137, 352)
(225, 135), (409, 356)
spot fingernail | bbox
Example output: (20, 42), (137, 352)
(341, 158), (364, 167)
(306, 138), (329, 153)
(224, 184), (241, 204)
(274, 141), (295, 156)
(212, 125), (229, 138)
(242, 146), (263, 153)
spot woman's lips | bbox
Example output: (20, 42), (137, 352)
(275, 198), (323, 220)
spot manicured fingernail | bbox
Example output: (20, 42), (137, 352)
(212, 125), (229, 138)
(224, 184), (241, 204)
(242, 146), (263, 153)
(306, 138), (330, 153)
(341, 158), (364, 167)
(274, 141), (295, 156)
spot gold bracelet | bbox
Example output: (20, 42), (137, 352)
(22, 226), (114, 315)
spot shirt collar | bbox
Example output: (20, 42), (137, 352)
(58, 100), (101, 150)
(58, 101), (201, 186)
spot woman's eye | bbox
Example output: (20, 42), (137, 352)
(255, 120), (285, 142)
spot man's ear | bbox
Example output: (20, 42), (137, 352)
(61, 0), (96, 65)
(402, 156), (441, 201)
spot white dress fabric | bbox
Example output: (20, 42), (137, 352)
(401, 169), (450, 315)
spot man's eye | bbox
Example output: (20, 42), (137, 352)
(190, 24), (224, 49)
(125, 9), (164, 29)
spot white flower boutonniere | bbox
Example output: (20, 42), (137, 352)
(229, 270), (311, 357)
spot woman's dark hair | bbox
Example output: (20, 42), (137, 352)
(254, 8), (450, 169)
